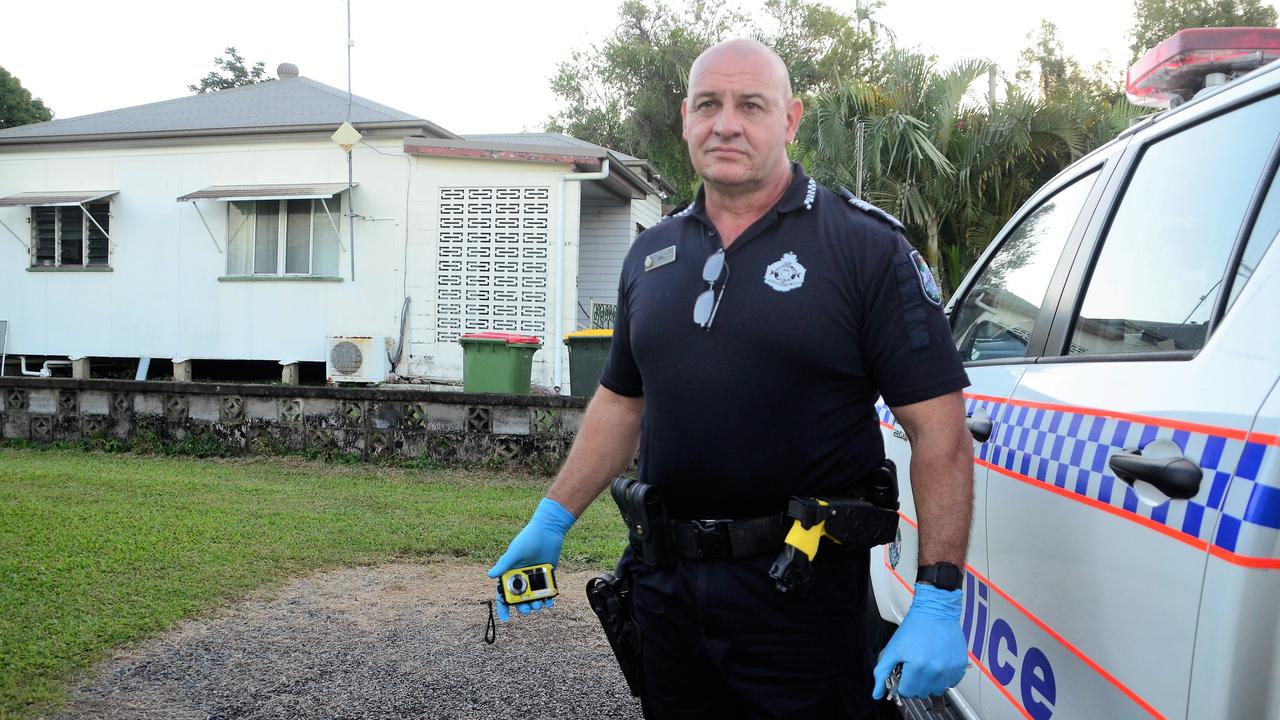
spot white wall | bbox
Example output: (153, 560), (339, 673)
(0, 135), (410, 365)
(632, 191), (661, 233)
(574, 190), (661, 329)
(576, 195), (632, 329)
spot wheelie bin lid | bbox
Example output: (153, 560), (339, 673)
(564, 329), (614, 341)
(460, 331), (542, 345)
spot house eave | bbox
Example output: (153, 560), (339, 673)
(404, 138), (663, 200)
(404, 137), (605, 167)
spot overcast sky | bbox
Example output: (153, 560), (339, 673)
(3, 0), (1276, 135)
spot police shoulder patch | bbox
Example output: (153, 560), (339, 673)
(910, 250), (942, 306)
(837, 186), (904, 232)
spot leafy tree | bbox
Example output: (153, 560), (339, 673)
(546, 0), (888, 201)
(1012, 19), (1141, 176)
(189, 47), (272, 94)
(1129, 0), (1279, 60)
(762, 0), (891, 93)
(800, 50), (1003, 290)
(0, 66), (53, 129)
(801, 33), (1143, 293)
(1017, 20), (1124, 106)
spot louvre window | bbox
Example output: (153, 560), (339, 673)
(30, 202), (110, 267)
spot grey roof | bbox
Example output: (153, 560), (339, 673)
(464, 133), (642, 162)
(0, 76), (457, 142)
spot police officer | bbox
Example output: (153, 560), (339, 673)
(488, 38), (974, 719)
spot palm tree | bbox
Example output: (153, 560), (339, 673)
(800, 50), (991, 290)
(935, 87), (1089, 283)
(797, 48), (1122, 294)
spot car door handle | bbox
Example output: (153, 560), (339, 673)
(1108, 449), (1202, 500)
(966, 409), (993, 443)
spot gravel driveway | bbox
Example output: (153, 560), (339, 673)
(46, 561), (642, 720)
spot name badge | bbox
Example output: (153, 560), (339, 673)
(644, 245), (677, 271)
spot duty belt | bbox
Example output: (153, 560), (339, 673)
(669, 515), (787, 561)
(609, 469), (899, 569)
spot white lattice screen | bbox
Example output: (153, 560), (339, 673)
(433, 186), (552, 343)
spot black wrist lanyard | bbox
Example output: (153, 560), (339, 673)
(482, 600), (496, 644)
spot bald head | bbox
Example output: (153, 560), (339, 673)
(688, 38), (793, 102)
(681, 36), (803, 203)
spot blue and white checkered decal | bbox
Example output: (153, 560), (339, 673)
(877, 397), (1280, 562)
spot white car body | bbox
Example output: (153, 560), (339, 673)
(871, 59), (1280, 720)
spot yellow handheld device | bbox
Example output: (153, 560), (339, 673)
(498, 564), (559, 605)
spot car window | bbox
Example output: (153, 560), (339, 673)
(1069, 94), (1280, 356)
(950, 171), (1098, 362)
(1226, 167), (1280, 310)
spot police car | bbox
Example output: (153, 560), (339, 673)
(869, 28), (1280, 720)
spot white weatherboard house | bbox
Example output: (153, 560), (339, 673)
(0, 64), (671, 393)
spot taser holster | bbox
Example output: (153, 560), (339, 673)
(768, 459), (900, 594)
(610, 475), (673, 569)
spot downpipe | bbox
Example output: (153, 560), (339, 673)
(554, 158), (609, 393)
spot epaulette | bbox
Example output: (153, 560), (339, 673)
(837, 187), (904, 233)
(661, 200), (696, 222)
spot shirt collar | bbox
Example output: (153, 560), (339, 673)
(774, 162), (818, 214)
(682, 162), (817, 223)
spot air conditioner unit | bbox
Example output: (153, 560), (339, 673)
(326, 336), (390, 384)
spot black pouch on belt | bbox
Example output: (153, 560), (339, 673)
(609, 475), (673, 569)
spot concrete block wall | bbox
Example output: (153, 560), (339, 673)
(0, 378), (588, 471)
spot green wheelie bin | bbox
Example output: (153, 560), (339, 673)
(563, 329), (613, 398)
(459, 332), (543, 394)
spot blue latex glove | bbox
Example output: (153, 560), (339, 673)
(872, 583), (967, 700)
(486, 497), (576, 622)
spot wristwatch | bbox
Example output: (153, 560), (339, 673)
(916, 562), (963, 591)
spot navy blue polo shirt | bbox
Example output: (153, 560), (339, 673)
(601, 164), (969, 519)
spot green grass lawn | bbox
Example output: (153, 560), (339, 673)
(0, 447), (626, 719)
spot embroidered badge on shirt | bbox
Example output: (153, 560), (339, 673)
(764, 252), (806, 292)
(644, 245), (677, 271)
(911, 250), (942, 306)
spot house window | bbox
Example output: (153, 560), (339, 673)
(226, 198), (340, 276)
(31, 202), (110, 267)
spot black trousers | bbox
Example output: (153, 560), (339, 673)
(627, 548), (881, 720)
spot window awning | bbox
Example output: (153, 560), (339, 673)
(0, 191), (118, 207)
(176, 183), (356, 202)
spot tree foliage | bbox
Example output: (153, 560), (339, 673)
(0, 66), (53, 129)
(1016, 19), (1122, 106)
(1129, 0), (1279, 60)
(1014, 20), (1139, 169)
(189, 47), (272, 94)
(800, 17), (1143, 292)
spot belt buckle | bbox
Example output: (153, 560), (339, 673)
(692, 519), (731, 559)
